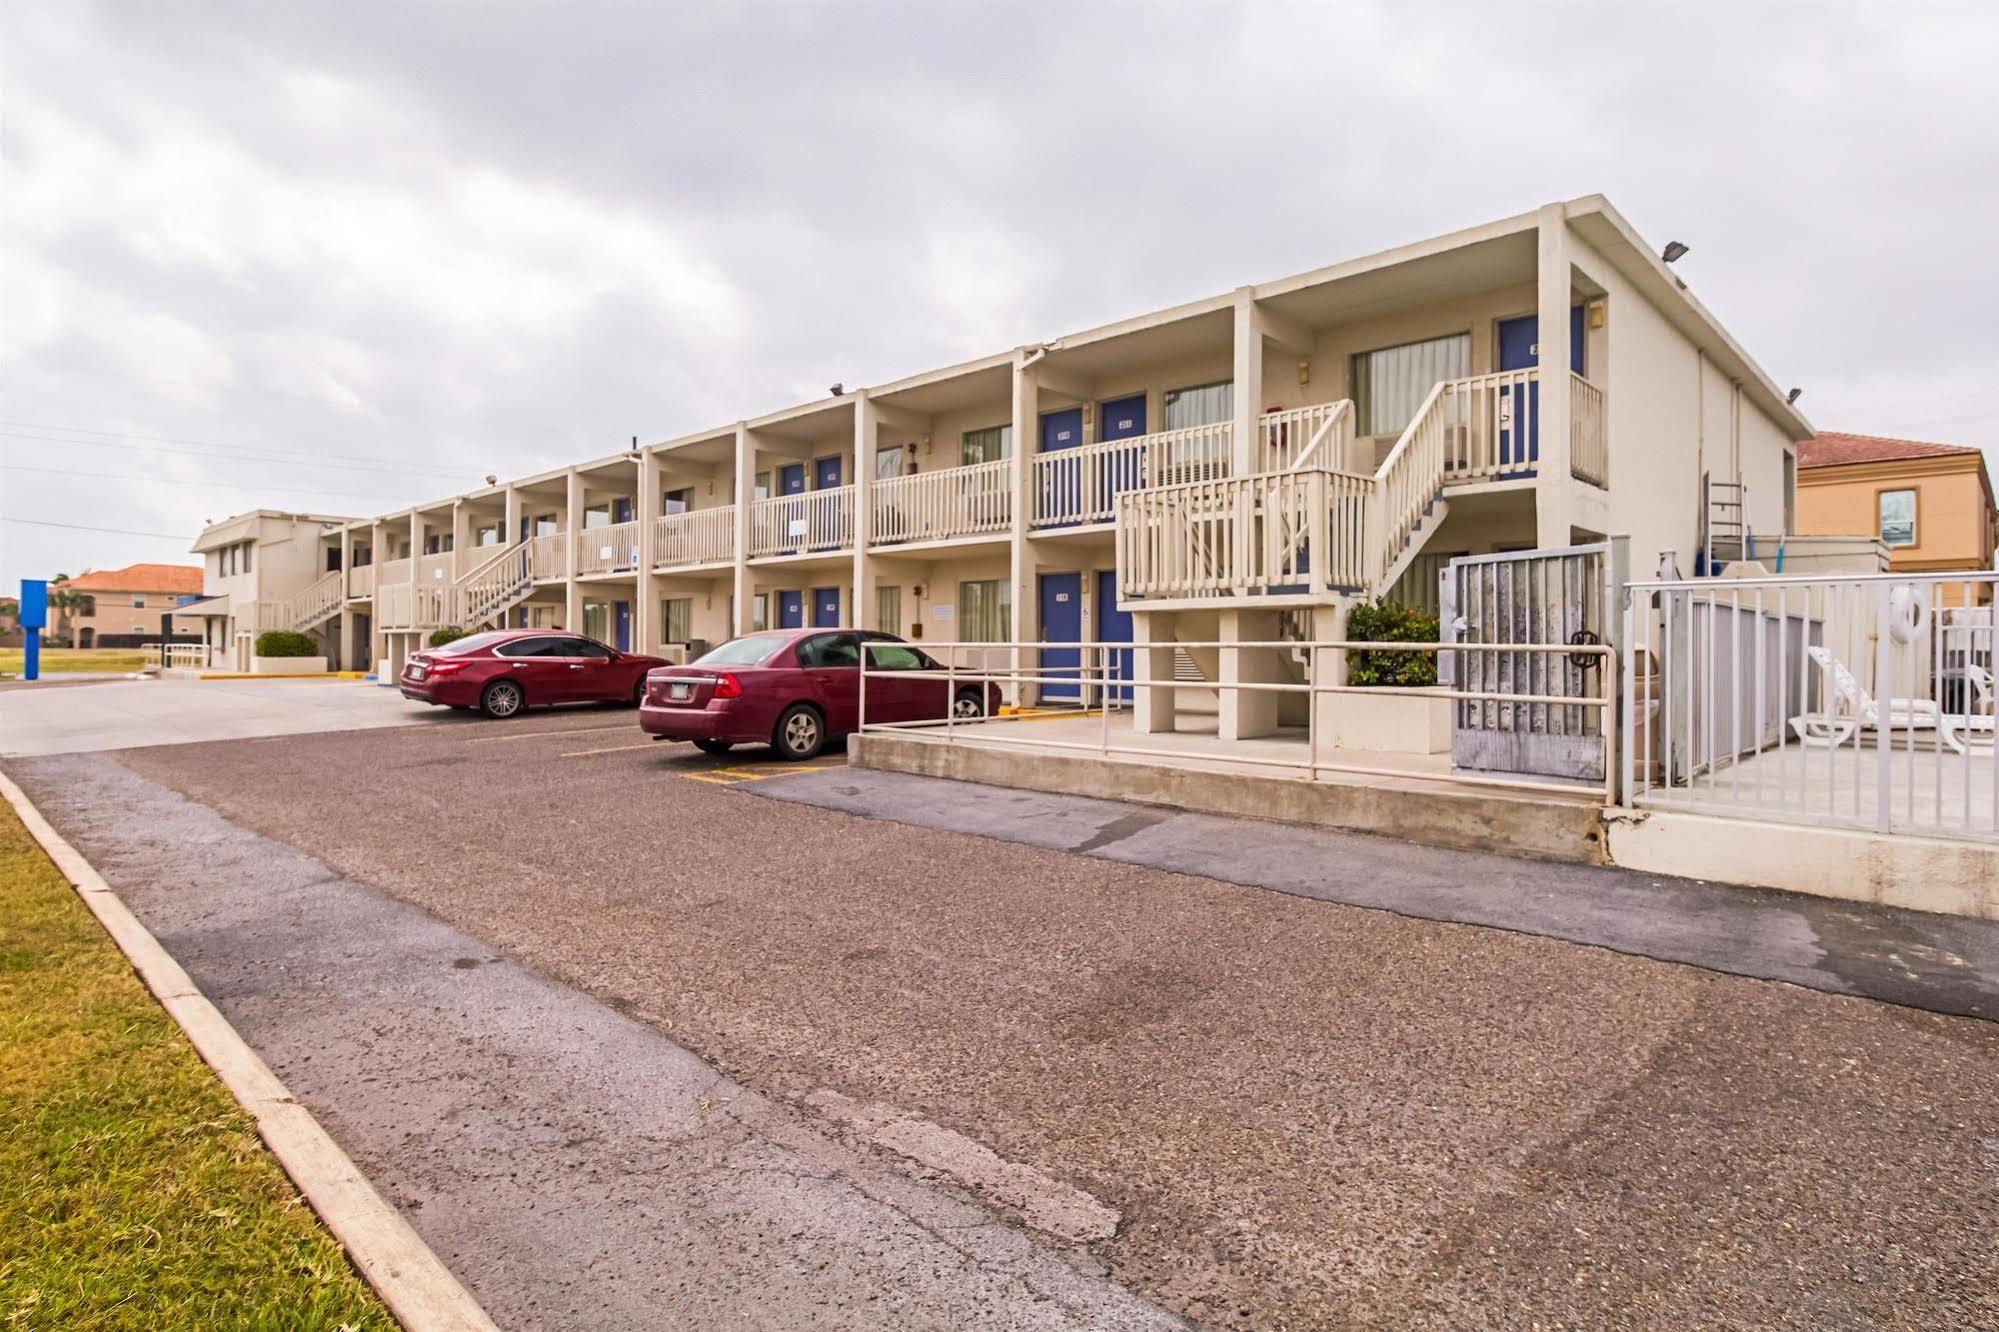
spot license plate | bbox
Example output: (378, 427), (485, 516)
(669, 682), (692, 701)
(409, 666), (427, 680)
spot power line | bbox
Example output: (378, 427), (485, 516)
(0, 428), (474, 479)
(0, 515), (194, 541)
(0, 462), (412, 504)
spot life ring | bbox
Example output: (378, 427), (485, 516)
(1887, 582), (1930, 645)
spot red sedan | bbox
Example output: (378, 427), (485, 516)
(639, 628), (1003, 760)
(400, 629), (669, 718)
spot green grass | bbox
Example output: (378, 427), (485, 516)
(0, 648), (148, 677)
(0, 804), (394, 1330)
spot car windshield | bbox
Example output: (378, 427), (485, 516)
(694, 632), (790, 667)
(433, 631), (510, 656)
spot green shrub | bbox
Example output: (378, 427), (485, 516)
(1344, 599), (1440, 687)
(427, 626), (468, 648)
(253, 630), (317, 658)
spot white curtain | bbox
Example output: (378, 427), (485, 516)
(1353, 333), (1469, 436)
(957, 579), (1010, 642)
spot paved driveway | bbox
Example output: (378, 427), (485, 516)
(0, 677), (433, 756)
(16, 713), (1993, 1330)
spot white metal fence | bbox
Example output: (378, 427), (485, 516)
(859, 637), (1616, 801)
(1623, 570), (1999, 841)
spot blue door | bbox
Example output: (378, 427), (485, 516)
(612, 497), (633, 524)
(1097, 394), (1148, 513)
(613, 601), (632, 652)
(813, 455), (843, 489)
(1095, 571), (1133, 703)
(778, 590), (805, 628)
(1038, 408), (1086, 526)
(519, 515), (531, 543)
(812, 586), (841, 627)
(1038, 572), (1082, 702)
(779, 463), (807, 495)
(1496, 307), (1586, 469)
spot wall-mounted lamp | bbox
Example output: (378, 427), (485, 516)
(829, 382), (845, 397)
(1661, 241), (1690, 264)
(1787, 387), (1804, 404)
(484, 474), (498, 485)
(1297, 359), (1311, 386)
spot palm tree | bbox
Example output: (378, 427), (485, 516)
(45, 573), (88, 647)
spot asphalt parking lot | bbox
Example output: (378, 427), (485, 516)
(9, 689), (1996, 1331)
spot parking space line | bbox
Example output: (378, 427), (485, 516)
(560, 742), (660, 758)
(469, 723), (633, 745)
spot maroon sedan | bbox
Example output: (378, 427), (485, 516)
(400, 629), (668, 719)
(639, 628), (1003, 760)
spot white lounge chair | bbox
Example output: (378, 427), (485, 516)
(1790, 645), (1973, 753)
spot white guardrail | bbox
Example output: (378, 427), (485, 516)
(142, 643), (216, 670)
(1625, 569), (1999, 842)
(859, 637), (1617, 803)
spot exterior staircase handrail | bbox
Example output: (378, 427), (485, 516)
(1283, 399), (1354, 474)
(456, 540), (536, 628)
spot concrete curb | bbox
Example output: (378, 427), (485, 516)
(0, 768), (500, 1332)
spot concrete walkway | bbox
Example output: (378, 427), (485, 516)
(0, 677), (432, 756)
(9, 753), (1180, 1332)
(753, 767), (1999, 1021)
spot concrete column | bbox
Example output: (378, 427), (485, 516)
(370, 520), (390, 671)
(563, 468), (583, 632)
(1536, 202), (1575, 548)
(451, 501), (472, 580)
(1308, 601), (1353, 752)
(1008, 353), (1039, 706)
(853, 395), (877, 629)
(1132, 611), (1177, 734)
(1218, 608), (1285, 740)
(1231, 290), (1263, 476)
(636, 450), (662, 652)
(731, 425), (754, 635)
(336, 526), (355, 671)
(503, 487), (523, 547)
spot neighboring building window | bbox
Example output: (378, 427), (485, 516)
(958, 579), (1010, 643)
(1879, 489), (1917, 548)
(876, 585), (902, 635)
(78, 595), (96, 615)
(661, 597), (692, 643)
(1352, 332), (1470, 436)
(132, 594), (146, 609)
(961, 425), (1012, 465)
(751, 593), (769, 633)
(1163, 382), (1232, 430)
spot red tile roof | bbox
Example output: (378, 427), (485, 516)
(1798, 432), (1985, 469)
(62, 562), (206, 595)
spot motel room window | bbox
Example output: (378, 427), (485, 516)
(662, 487), (692, 515)
(958, 578), (1010, 643)
(477, 524), (503, 547)
(583, 504), (611, 530)
(751, 593), (770, 633)
(581, 602), (609, 642)
(1163, 382), (1232, 430)
(1879, 489), (1917, 548)
(240, 542), (252, 573)
(961, 425), (1012, 466)
(660, 597), (693, 644)
(876, 585), (902, 635)
(1352, 332), (1470, 436)
(755, 471), (772, 502)
(876, 446), (908, 479)
(534, 513), (559, 537)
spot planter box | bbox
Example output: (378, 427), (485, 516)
(1328, 687), (1452, 754)
(251, 655), (328, 675)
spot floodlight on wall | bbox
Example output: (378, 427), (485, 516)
(1661, 241), (1690, 264)
(484, 474), (498, 485)
(829, 382), (845, 397)
(1787, 387), (1804, 404)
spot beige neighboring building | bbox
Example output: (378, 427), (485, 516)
(1796, 432), (1996, 602)
(58, 563), (206, 647)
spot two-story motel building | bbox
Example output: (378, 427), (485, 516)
(195, 196), (1810, 713)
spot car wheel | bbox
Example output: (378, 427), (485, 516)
(630, 679), (646, 707)
(693, 739), (734, 756)
(480, 679), (525, 719)
(952, 688), (986, 719)
(772, 704), (825, 760)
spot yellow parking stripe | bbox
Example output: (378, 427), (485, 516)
(469, 723), (634, 745)
(560, 742), (662, 758)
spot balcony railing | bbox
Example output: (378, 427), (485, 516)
(1031, 422), (1232, 528)
(527, 531), (568, 581)
(873, 459), (1011, 545)
(377, 556), (413, 586)
(655, 507), (735, 568)
(750, 485), (853, 558)
(418, 552), (455, 585)
(1116, 468), (1371, 601)
(346, 564), (376, 598)
(1570, 373), (1607, 487)
(574, 520), (641, 576)
(1255, 400), (1354, 473)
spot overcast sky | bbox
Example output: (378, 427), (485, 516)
(3, 0), (1996, 588)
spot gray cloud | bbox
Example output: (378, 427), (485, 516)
(4, 0), (1996, 584)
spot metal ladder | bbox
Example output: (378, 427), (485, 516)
(1700, 470), (1748, 574)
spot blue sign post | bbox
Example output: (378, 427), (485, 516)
(19, 579), (47, 682)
